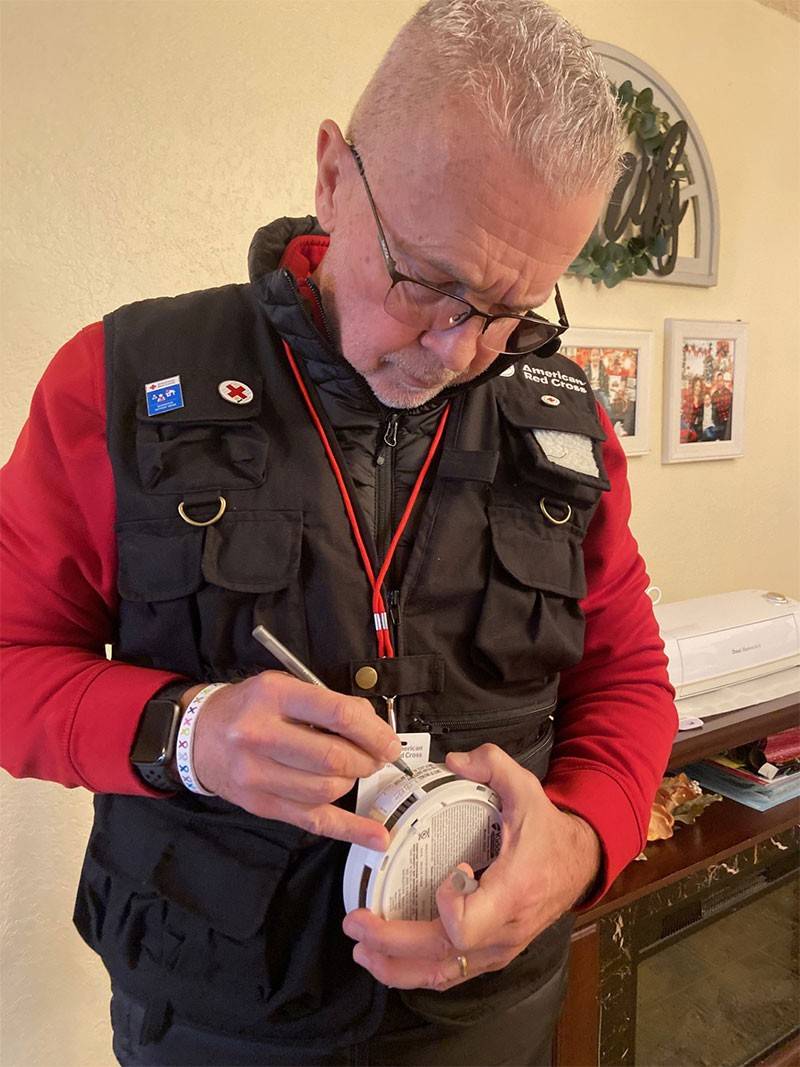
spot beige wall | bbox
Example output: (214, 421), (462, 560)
(2, 1), (798, 1063)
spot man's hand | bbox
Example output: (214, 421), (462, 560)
(342, 742), (602, 990)
(187, 673), (402, 850)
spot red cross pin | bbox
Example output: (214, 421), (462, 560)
(218, 379), (254, 405)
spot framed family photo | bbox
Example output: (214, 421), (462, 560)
(561, 327), (653, 456)
(662, 319), (747, 463)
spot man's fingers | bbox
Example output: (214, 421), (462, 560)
(265, 719), (386, 780)
(432, 857), (524, 953)
(342, 910), (453, 961)
(247, 794), (389, 850)
(445, 743), (546, 822)
(433, 863), (474, 943)
(268, 673), (401, 763)
(239, 756), (356, 806)
(351, 941), (505, 992)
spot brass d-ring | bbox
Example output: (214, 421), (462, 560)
(539, 498), (572, 526)
(178, 496), (227, 527)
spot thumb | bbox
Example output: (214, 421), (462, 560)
(446, 744), (546, 821)
(435, 863), (475, 949)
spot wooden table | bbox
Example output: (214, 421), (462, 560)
(553, 691), (800, 1067)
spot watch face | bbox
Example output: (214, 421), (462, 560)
(132, 700), (180, 765)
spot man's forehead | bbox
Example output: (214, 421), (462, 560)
(377, 142), (594, 288)
(387, 184), (587, 309)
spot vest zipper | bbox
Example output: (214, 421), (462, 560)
(407, 700), (556, 734)
(374, 412), (400, 556)
(374, 412), (399, 467)
(375, 412), (401, 643)
(305, 277), (333, 340)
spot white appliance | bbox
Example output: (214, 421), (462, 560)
(653, 589), (800, 721)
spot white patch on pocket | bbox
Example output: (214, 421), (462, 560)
(533, 429), (599, 477)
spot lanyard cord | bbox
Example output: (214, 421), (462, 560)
(281, 339), (450, 658)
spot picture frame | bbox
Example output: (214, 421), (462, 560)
(561, 327), (653, 456)
(662, 319), (747, 463)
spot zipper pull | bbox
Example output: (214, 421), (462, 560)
(387, 589), (401, 626)
(375, 413), (400, 466)
(383, 694), (398, 732)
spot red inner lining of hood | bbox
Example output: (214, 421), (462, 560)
(280, 235), (330, 332)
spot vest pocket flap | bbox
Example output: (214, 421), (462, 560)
(498, 395), (610, 495)
(117, 520), (203, 601)
(488, 506), (587, 598)
(136, 422), (268, 494)
(88, 821), (290, 942)
(152, 826), (291, 941)
(202, 511), (302, 593)
(498, 391), (606, 441)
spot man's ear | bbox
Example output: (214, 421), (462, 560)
(315, 120), (348, 233)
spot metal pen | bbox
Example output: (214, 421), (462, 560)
(252, 624), (414, 777)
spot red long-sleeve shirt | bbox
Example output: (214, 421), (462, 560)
(0, 320), (676, 901)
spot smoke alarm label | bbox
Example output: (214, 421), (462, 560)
(344, 763), (503, 921)
(355, 733), (430, 816)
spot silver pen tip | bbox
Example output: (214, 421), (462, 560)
(393, 758), (415, 777)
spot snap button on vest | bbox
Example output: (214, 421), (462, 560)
(541, 395), (560, 407)
(355, 666), (379, 689)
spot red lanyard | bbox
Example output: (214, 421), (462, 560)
(282, 340), (450, 658)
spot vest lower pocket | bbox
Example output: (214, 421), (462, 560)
(75, 805), (294, 1020)
(472, 505), (587, 682)
(410, 701), (555, 774)
(77, 814), (290, 951)
(75, 797), (379, 1039)
(115, 510), (309, 678)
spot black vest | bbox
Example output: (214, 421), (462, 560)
(73, 273), (609, 1046)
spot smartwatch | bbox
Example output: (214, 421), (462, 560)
(130, 682), (190, 791)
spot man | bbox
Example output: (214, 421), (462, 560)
(711, 370), (733, 440)
(585, 348), (611, 414)
(609, 381), (636, 437)
(0, 1), (676, 1064)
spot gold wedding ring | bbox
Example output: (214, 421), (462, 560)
(456, 954), (469, 979)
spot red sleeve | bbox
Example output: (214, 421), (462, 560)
(543, 406), (677, 904)
(0, 323), (185, 794)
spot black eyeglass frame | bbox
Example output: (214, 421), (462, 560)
(348, 143), (569, 354)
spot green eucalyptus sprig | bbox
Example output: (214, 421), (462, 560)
(568, 81), (687, 288)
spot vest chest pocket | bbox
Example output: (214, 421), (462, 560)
(497, 392), (610, 506)
(116, 511), (307, 678)
(472, 505), (587, 682)
(134, 388), (268, 495)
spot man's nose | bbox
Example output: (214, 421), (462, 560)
(418, 318), (484, 375)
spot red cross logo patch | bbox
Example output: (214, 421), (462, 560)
(218, 379), (254, 405)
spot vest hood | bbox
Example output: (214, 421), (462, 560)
(248, 215), (326, 283)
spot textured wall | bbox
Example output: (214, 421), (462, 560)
(754, 0), (799, 20)
(2, 1), (799, 1064)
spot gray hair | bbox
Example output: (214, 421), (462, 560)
(348, 0), (624, 197)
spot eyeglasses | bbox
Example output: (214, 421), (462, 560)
(348, 144), (569, 357)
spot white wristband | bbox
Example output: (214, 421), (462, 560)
(175, 683), (228, 795)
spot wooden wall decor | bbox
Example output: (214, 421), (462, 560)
(573, 42), (720, 289)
